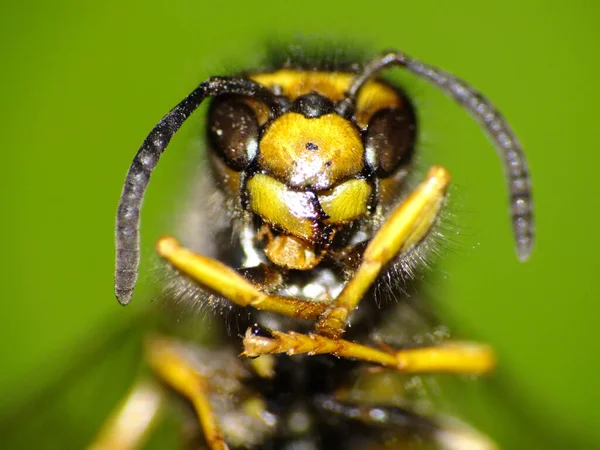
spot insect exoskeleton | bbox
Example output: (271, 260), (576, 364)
(99, 45), (534, 450)
(209, 70), (416, 273)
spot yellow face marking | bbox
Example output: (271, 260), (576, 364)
(246, 173), (318, 241)
(250, 70), (352, 101)
(240, 97), (271, 126)
(249, 70), (402, 127)
(259, 112), (363, 190)
(264, 233), (322, 270)
(318, 179), (372, 224)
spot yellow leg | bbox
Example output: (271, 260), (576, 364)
(88, 380), (165, 450)
(243, 329), (495, 375)
(156, 237), (328, 320)
(156, 166), (449, 334)
(316, 166), (451, 337)
(145, 336), (229, 450)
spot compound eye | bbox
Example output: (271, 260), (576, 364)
(364, 107), (416, 176)
(209, 96), (259, 170)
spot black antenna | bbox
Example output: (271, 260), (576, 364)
(115, 77), (279, 305)
(347, 51), (534, 261)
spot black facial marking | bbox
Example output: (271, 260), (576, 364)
(306, 142), (319, 151)
(292, 93), (335, 118)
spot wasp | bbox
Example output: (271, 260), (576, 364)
(95, 44), (534, 450)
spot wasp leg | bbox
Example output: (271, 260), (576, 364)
(243, 329), (495, 375)
(156, 236), (329, 319)
(88, 380), (165, 450)
(314, 396), (498, 450)
(316, 166), (450, 337)
(144, 336), (229, 450)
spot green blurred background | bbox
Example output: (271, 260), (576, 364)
(2, 0), (599, 448)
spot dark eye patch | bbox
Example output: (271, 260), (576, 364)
(208, 96), (259, 170)
(364, 107), (416, 176)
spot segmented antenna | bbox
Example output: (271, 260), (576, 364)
(115, 77), (278, 305)
(347, 52), (534, 261)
